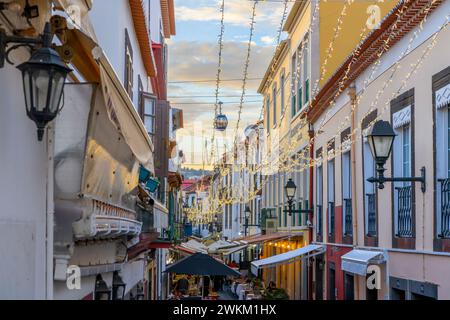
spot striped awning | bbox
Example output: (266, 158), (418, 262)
(392, 105), (411, 129)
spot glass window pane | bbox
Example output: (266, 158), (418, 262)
(33, 69), (50, 112)
(144, 97), (155, 115)
(49, 72), (65, 113)
(144, 115), (154, 134)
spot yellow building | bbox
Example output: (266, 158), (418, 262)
(257, 0), (399, 300)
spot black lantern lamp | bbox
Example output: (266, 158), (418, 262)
(284, 178), (297, 202)
(366, 120), (396, 179)
(94, 274), (111, 300)
(366, 120), (426, 192)
(112, 271), (126, 300)
(0, 22), (72, 141)
(282, 178), (314, 218)
(214, 101), (228, 131)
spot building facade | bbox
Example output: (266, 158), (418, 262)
(0, 0), (176, 300)
(309, 0), (450, 300)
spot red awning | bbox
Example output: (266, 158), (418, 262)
(128, 232), (168, 259)
(172, 245), (195, 255)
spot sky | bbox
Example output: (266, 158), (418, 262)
(168, 0), (293, 168)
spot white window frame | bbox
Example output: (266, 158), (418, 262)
(316, 163), (323, 236)
(392, 121), (412, 236)
(363, 139), (376, 236)
(436, 98), (450, 236)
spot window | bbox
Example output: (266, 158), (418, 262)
(291, 54), (297, 117)
(435, 77), (450, 239)
(291, 34), (310, 117)
(393, 120), (412, 237)
(266, 96), (270, 133)
(124, 29), (134, 100)
(391, 91), (414, 240)
(302, 34), (310, 106)
(141, 93), (156, 138)
(272, 84), (277, 126)
(297, 44), (302, 113)
(280, 71), (285, 115)
(327, 141), (335, 239)
(341, 130), (352, 236)
(363, 114), (377, 237)
(316, 149), (323, 239)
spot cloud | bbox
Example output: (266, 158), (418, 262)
(168, 40), (274, 91)
(175, 0), (293, 26)
(260, 36), (275, 45)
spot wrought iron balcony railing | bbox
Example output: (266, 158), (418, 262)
(366, 193), (377, 236)
(438, 178), (450, 238)
(395, 185), (413, 237)
(343, 198), (352, 236)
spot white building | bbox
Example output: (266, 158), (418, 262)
(0, 0), (175, 300)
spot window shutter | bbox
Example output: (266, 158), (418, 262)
(154, 100), (169, 178)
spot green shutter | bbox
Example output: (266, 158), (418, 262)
(291, 95), (296, 117)
(298, 87), (303, 112)
(298, 201), (302, 226)
(278, 207), (282, 227)
(304, 79), (310, 104)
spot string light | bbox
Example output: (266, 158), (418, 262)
(187, 0), (445, 224)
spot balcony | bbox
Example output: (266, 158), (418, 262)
(343, 198), (352, 236)
(395, 186), (413, 237)
(439, 178), (450, 238)
(328, 202), (335, 236)
(73, 198), (142, 240)
(366, 193), (377, 236)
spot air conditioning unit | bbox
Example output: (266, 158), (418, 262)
(265, 218), (278, 234)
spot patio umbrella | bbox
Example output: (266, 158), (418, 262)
(165, 253), (240, 276)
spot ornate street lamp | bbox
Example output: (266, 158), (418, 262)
(366, 120), (426, 192)
(112, 271), (126, 300)
(366, 120), (396, 177)
(94, 274), (111, 300)
(283, 178), (313, 218)
(284, 178), (297, 203)
(0, 22), (72, 141)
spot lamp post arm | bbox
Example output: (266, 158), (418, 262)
(367, 166), (426, 193)
(0, 23), (53, 68)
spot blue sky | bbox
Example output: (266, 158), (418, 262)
(168, 0), (292, 167)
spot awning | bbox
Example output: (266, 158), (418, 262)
(180, 239), (208, 254)
(233, 232), (291, 245)
(62, 27), (154, 173)
(164, 253), (240, 277)
(218, 245), (248, 256)
(251, 244), (325, 275)
(207, 240), (240, 253)
(172, 245), (195, 256)
(341, 250), (386, 276)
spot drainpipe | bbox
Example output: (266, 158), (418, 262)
(347, 83), (359, 299)
(308, 123), (314, 300)
(46, 124), (55, 300)
(384, 249), (390, 300)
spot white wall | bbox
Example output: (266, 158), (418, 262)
(89, 0), (153, 105)
(0, 50), (48, 299)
